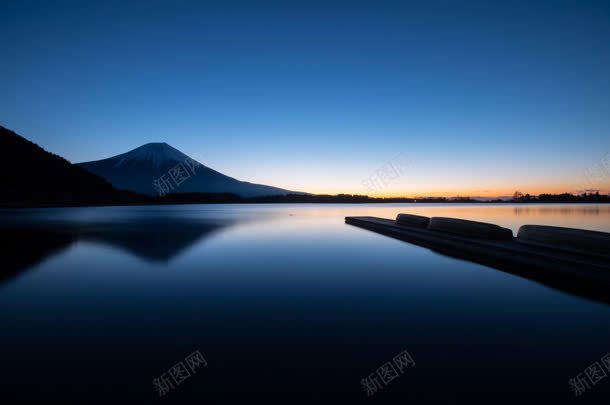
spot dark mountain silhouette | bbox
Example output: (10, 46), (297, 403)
(0, 226), (75, 284)
(0, 126), (141, 207)
(78, 218), (232, 262)
(77, 142), (301, 197)
(0, 217), (236, 284)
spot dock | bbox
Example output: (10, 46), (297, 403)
(345, 214), (610, 302)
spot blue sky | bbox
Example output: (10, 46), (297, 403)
(1, 0), (609, 196)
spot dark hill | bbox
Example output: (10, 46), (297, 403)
(0, 126), (141, 207)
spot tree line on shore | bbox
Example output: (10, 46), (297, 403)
(511, 191), (610, 203)
(129, 191), (610, 205)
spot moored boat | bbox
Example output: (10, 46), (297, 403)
(345, 214), (610, 299)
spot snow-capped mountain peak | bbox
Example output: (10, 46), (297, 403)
(77, 143), (300, 197)
(112, 142), (192, 168)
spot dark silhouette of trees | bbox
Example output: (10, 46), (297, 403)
(0, 126), (143, 207)
(512, 191), (610, 203)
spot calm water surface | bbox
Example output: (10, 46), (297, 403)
(1, 203), (609, 403)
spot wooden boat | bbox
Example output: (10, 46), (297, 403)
(345, 214), (610, 302)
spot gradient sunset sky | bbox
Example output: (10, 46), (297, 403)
(1, 0), (609, 197)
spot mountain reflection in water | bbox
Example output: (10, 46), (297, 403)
(1, 216), (236, 283)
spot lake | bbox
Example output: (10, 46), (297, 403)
(1, 203), (609, 403)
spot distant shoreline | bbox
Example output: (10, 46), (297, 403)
(2, 192), (610, 209)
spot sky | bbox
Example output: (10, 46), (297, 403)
(1, 0), (609, 197)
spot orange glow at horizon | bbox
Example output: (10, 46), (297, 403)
(300, 185), (610, 198)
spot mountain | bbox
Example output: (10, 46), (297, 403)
(77, 143), (300, 197)
(0, 126), (140, 207)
